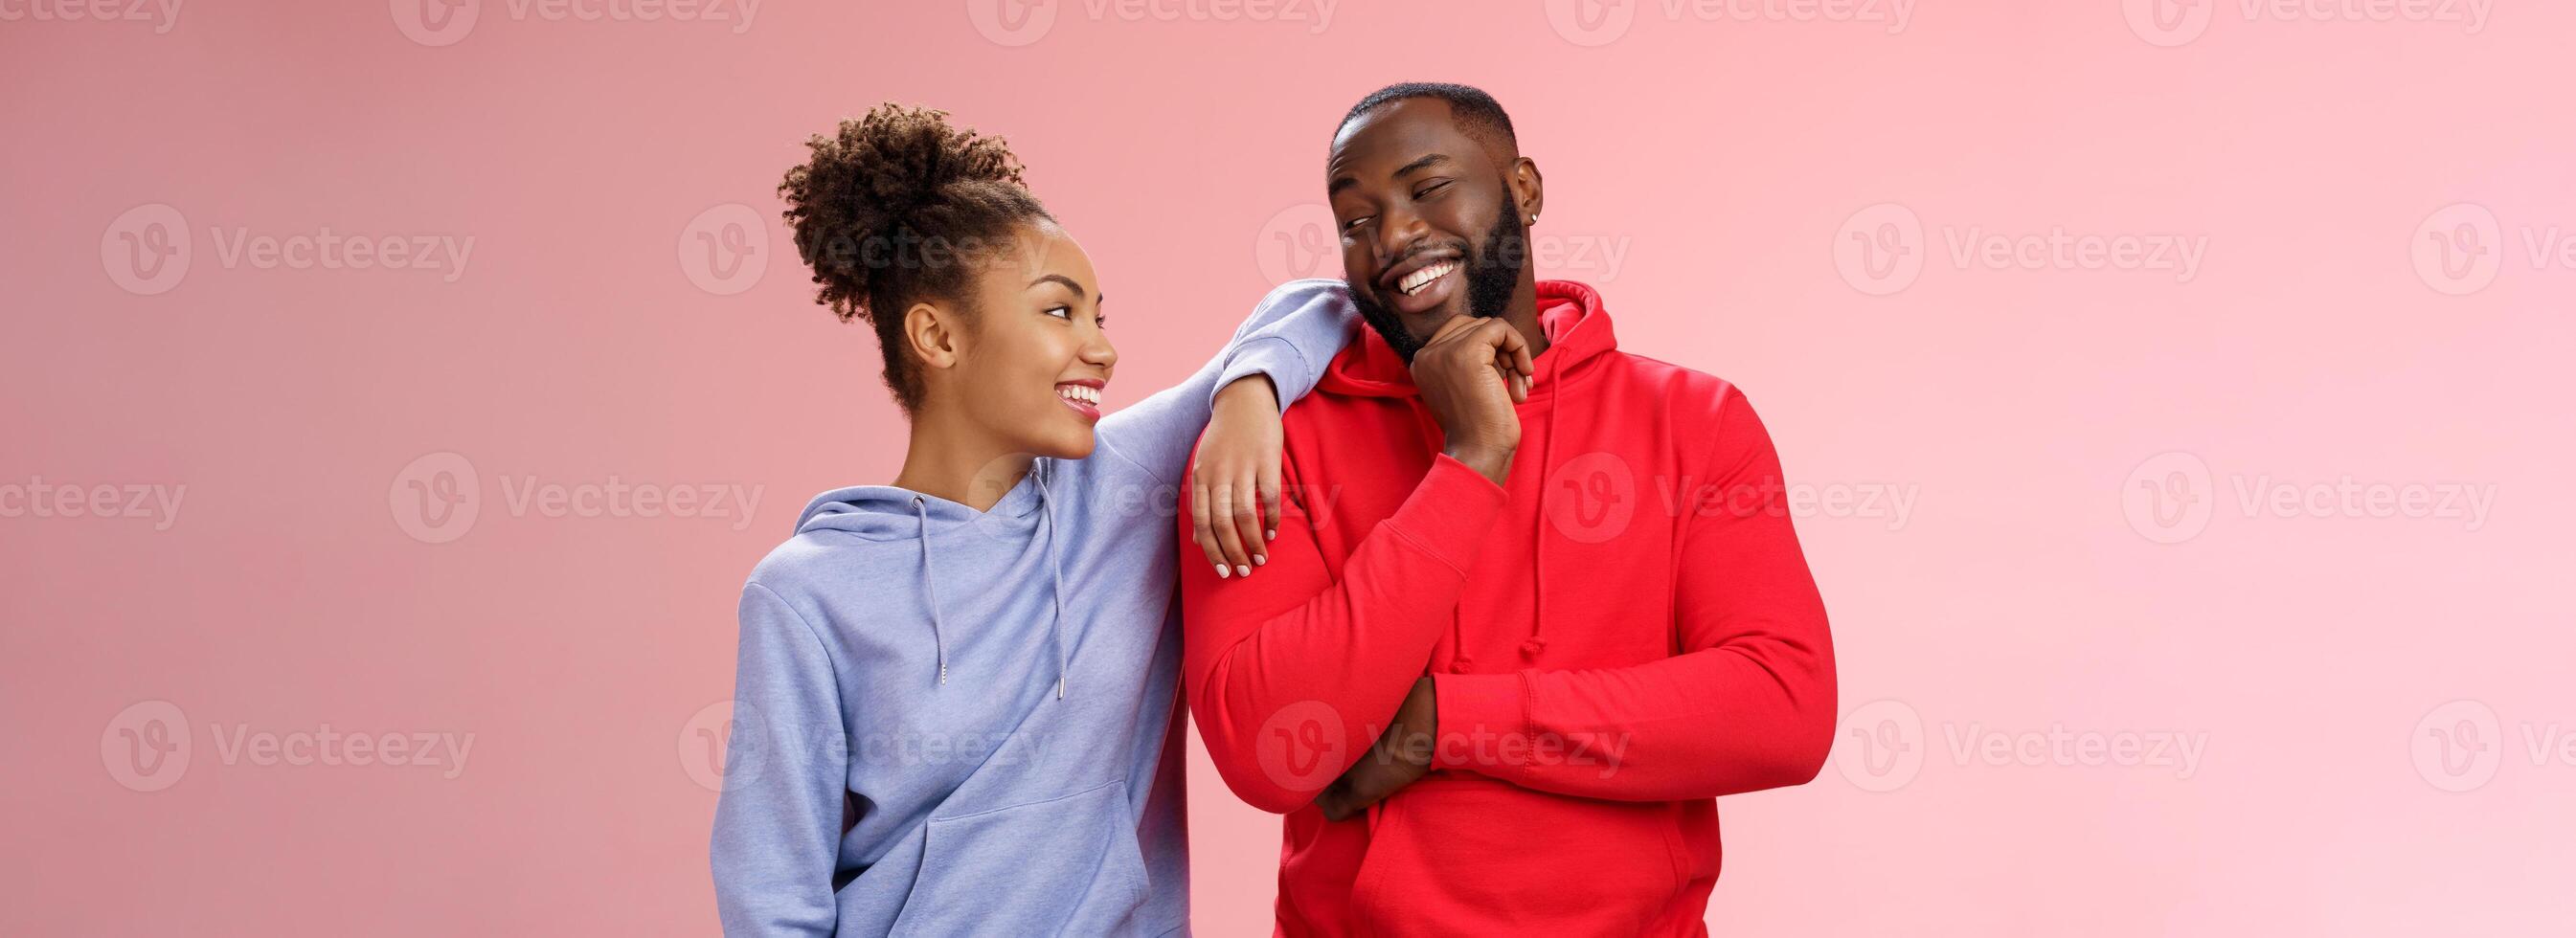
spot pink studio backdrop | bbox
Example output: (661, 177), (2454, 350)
(5, 1), (2570, 934)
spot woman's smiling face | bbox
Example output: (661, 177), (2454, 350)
(938, 219), (1119, 461)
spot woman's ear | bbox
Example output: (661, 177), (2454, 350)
(904, 301), (961, 372)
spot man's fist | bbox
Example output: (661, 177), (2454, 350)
(1409, 317), (1533, 487)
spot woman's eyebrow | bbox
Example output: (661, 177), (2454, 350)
(1028, 273), (1089, 299)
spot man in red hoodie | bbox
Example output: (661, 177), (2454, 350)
(1180, 82), (1837, 936)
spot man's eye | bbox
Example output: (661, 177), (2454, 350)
(1413, 181), (1450, 200)
(1341, 216), (1371, 233)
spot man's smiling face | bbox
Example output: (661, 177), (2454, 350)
(1326, 98), (1531, 361)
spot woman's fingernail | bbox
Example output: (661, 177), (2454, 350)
(1235, 566), (1251, 577)
(1253, 555), (1267, 567)
(1216, 564), (1231, 579)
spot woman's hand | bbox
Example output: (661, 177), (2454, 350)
(1190, 376), (1286, 579)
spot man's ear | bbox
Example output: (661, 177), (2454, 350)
(1510, 156), (1545, 226)
(904, 301), (962, 372)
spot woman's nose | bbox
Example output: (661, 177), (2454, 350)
(1083, 327), (1118, 370)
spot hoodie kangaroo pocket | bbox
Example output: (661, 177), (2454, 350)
(890, 780), (1152, 937)
(1347, 777), (1683, 936)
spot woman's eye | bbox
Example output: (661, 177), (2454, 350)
(1044, 305), (1072, 320)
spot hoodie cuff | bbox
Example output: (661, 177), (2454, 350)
(1431, 671), (1530, 772)
(1208, 335), (1307, 414)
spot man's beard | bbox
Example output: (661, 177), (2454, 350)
(1346, 205), (1528, 364)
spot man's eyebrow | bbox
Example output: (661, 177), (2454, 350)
(1327, 152), (1458, 198)
(1028, 273), (1088, 299)
(1390, 152), (1455, 179)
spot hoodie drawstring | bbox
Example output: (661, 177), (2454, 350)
(912, 495), (949, 686)
(913, 472), (1073, 699)
(1525, 385), (1558, 660)
(1034, 464), (1071, 700)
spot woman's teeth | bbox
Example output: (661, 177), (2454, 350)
(1398, 260), (1457, 297)
(1057, 385), (1101, 406)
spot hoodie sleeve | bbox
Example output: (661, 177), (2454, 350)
(1429, 388), (1838, 801)
(1180, 452), (1510, 814)
(712, 583), (848, 937)
(1094, 279), (1356, 485)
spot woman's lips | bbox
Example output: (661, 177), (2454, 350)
(1055, 381), (1103, 421)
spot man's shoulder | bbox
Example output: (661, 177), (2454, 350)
(1593, 350), (1748, 417)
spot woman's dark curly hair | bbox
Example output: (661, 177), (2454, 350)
(779, 103), (1052, 412)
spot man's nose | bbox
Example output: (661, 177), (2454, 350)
(1374, 205), (1433, 269)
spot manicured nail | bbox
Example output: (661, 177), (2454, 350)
(1267, 529), (1277, 541)
(1235, 566), (1251, 577)
(1216, 564), (1231, 579)
(1253, 555), (1267, 567)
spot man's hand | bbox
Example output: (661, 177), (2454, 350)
(1409, 317), (1532, 488)
(1314, 677), (1439, 821)
(1190, 375), (1285, 579)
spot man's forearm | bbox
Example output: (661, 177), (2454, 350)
(1184, 455), (1507, 814)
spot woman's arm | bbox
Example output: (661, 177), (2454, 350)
(711, 583), (848, 937)
(1089, 279), (1357, 572)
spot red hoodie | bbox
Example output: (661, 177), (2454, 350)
(1180, 280), (1837, 937)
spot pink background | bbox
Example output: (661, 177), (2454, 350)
(6, 0), (2571, 934)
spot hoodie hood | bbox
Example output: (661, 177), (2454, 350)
(788, 464), (1068, 695)
(792, 473), (1048, 540)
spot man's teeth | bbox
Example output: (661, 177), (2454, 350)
(1398, 260), (1457, 296)
(1057, 385), (1101, 406)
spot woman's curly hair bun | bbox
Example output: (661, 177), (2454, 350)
(778, 103), (1051, 411)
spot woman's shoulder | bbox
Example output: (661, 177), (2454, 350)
(741, 525), (907, 610)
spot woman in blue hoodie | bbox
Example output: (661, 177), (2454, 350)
(711, 104), (1355, 935)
